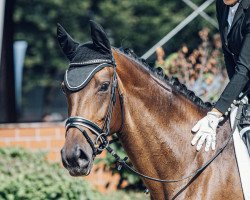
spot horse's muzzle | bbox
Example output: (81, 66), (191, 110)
(61, 146), (93, 176)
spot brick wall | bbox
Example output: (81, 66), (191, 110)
(0, 122), (120, 192)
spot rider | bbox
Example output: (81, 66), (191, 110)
(191, 0), (250, 153)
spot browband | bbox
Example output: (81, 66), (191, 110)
(69, 59), (114, 67)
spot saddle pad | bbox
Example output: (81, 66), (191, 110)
(230, 105), (250, 200)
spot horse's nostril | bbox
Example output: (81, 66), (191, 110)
(76, 147), (90, 168)
(61, 146), (90, 170)
(61, 148), (69, 168)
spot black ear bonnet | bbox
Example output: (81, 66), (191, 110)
(57, 20), (115, 92)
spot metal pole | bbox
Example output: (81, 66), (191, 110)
(0, 0), (16, 122)
(182, 0), (218, 29)
(141, 0), (215, 60)
(0, 0), (6, 63)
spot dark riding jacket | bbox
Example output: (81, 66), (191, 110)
(215, 0), (250, 114)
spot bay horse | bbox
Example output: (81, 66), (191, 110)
(59, 21), (243, 199)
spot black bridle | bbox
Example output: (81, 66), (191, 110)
(65, 60), (124, 156)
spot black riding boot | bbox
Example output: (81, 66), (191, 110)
(239, 103), (250, 156)
(242, 130), (250, 156)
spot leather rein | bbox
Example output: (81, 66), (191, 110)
(65, 58), (245, 197)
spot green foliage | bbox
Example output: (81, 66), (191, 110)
(13, 0), (91, 93)
(0, 148), (103, 200)
(13, 0), (218, 120)
(97, 0), (217, 55)
(14, 0), (217, 93)
(0, 148), (148, 200)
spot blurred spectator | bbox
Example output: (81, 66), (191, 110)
(156, 47), (165, 66)
(42, 112), (63, 122)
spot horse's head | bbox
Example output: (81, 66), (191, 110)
(58, 21), (123, 176)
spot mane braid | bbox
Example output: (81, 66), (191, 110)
(117, 47), (212, 110)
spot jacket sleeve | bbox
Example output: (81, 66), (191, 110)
(222, 46), (236, 79)
(215, 17), (250, 114)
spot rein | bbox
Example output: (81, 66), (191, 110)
(107, 103), (243, 183)
(106, 90), (249, 186)
(106, 102), (243, 200)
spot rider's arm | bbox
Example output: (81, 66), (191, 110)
(214, 25), (250, 115)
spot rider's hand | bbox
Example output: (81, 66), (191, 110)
(191, 111), (224, 152)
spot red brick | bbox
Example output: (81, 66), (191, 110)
(59, 127), (65, 132)
(39, 128), (56, 137)
(96, 151), (106, 159)
(46, 151), (61, 162)
(85, 164), (120, 193)
(55, 128), (66, 137)
(18, 128), (36, 137)
(0, 140), (8, 147)
(29, 140), (49, 150)
(50, 139), (65, 149)
(120, 180), (128, 189)
(8, 140), (30, 148)
(0, 129), (16, 138)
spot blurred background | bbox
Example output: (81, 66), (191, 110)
(0, 0), (227, 199)
(0, 0), (227, 123)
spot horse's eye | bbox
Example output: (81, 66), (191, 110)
(99, 82), (110, 92)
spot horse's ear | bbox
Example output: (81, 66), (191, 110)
(90, 20), (111, 53)
(57, 23), (79, 61)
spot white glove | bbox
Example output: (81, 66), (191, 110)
(191, 111), (224, 152)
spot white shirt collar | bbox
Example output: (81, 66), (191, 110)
(227, 2), (240, 31)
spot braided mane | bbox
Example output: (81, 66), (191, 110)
(117, 48), (212, 110)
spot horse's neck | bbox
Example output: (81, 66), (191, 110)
(115, 51), (208, 192)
